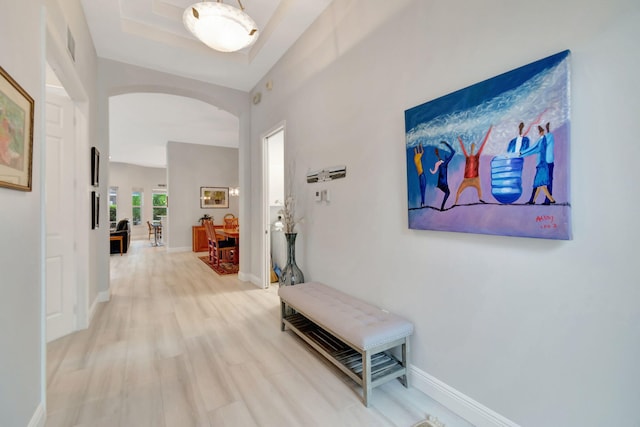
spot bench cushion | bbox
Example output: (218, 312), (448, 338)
(279, 282), (414, 351)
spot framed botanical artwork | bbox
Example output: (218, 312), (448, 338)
(405, 50), (571, 240)
(0, 65), (34, 191)
(92, 191), (100, 229)
(200, 186), (229, 209)
(91, 146), (99, 187)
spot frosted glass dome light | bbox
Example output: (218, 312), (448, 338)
(183, 1), (258, 53)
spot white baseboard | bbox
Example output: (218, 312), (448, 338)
(410, 365), (520, 427)
(88, 289), (111, 324)
(240, 272), (261, 286)
(97, 290), (110, 302)
(28, 402), (46, 427)
(167, 246), (191, 253)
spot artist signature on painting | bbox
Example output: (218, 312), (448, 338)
(535, 215), (557, 229)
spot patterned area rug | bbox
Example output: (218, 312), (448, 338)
(198, 256), (239, 275)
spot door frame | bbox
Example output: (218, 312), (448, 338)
(262, 122), (285, 289)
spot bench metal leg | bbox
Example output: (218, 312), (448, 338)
(280, 300), (286, 331)
(400, 338), (410, 388)
(363, 350), (372, 407)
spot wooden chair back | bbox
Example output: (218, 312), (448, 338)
(223, 214), (238, 230)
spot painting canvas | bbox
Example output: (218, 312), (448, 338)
(405, 50), (571, 240)
(0, 66), (34, 191)
(200, 186), (229, 209)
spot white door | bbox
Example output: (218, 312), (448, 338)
(45, 90), (77, 342)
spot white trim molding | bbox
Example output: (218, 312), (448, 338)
(28, 402), (46, 427)
(167, 246), (192, 253)
(241, 272), (261, 287)
(410, 365), (520, 427)
(88, 289), (111, 324)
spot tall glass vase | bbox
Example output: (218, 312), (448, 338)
(279, 233), (305, 287)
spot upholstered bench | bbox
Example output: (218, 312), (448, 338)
(278, 281), (414, 406)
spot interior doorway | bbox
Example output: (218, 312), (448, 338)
(263, 125), (285, 289)
(44, 63), (89, 341)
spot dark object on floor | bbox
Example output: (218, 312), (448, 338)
(110, 219), (131, 254)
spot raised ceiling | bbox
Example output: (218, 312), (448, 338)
(81, 0), (333, 91)
(108, 93), (239, 168)
(80, 0), (332, 168)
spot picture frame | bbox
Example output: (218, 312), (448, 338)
(0, 65), (35, 191)
(92, 191), (100, 229)
(405, 50), (571, 240)
(91, 146), (99, 187)
(200, 186), (229, 209)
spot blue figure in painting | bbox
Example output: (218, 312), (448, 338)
(506, 111), (546, 155)
(430, 141), (455, 211)
(520, 125), (555, 204)
(543, 122), (555, 205)
(413, 143), (426, 206)
(507, 122), (531, 155)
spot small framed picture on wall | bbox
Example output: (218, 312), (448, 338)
(200, 186), (229, 209)
(91, 147), (99, 187)
(92, 191), (100, 229)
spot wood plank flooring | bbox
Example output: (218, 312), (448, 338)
(46, 239), (473, 427)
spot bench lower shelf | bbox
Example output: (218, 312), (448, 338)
(282, 311), (408, 405)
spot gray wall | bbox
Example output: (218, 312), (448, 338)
(249, 0), (640, 426)
(167, 142), (239, 250)
(109, 162), (167, 237)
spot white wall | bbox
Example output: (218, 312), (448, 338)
(249, 0), (640, 426)
(1, 0), (99, 425)
(167, 142), (239, 250)
(46, 0), (101, 308)
(0, 3), (44, 425)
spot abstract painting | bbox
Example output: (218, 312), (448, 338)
(405, 50), (572, 240)
(0, 65), (34, 191)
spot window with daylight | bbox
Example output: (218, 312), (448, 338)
(132, 190), (142, 225)
(109, 187), (118, 229)
(152, 190), (167, 221)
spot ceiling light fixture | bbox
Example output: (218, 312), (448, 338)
(183, 0), (258, 53)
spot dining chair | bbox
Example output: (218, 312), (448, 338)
(204, 219), (237, 267)
(146, 220), (162, 240)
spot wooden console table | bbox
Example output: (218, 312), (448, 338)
(192, 225), (208, 252)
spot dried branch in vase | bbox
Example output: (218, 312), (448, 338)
(279, 196), (302, 233)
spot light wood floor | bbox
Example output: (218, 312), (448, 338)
(46, 239), (473, 427)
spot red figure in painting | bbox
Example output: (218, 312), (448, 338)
(454, 126), (492, 205)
